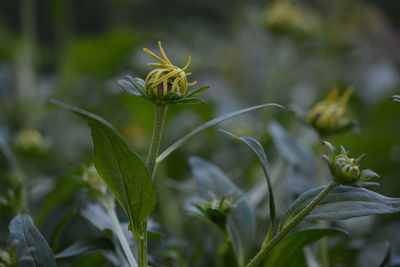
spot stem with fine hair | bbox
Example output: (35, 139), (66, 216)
(246, 181), (336, 267)
(138, 103), (168, 267)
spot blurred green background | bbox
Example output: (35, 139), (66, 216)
(0, 0), (399, 266)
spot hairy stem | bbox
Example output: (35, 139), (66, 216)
(246, 182), (336, 267)
(147, 104), (168, 178)
(137, 104), (168, 267)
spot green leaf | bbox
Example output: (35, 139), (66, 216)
(264, 228), (347, 267)
(55, 239), (113, 259)
(157, 103), (284, 164)
(117, 76), (146, 97)
(7, 214), (57, 267)
(48, 99), (156, 238)
(218, 129), (275, 222)
(189, 157), (256, 267)
(283, 185), (400, 223)
(171, 97), (206, 104)
(186, 86), (210, 98)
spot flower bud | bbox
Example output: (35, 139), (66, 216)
(82, 164), (106, 194)
(323, 141), (379, 185)
(143, 42), (197, 100)
(14, 128), (44, 152)
(194, 197), (235, 235)
(309, 86), (354, 136)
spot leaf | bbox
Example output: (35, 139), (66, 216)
(283, 185), (400, 223)
(186, 86), (210, 98)
(116, 76), (146, 97)
(189, 157), (256, 267)
(171, 97), (206, 104)
(218, 129), (276, 222)
(48, 99), (156, 238)
(55, 239), (113, 259)
(157, 103), (284, 164)
(7, 214), (57, 267)
(264, 228), (347, 267)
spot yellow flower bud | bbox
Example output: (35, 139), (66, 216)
(309, 86), (353, 136)
(143, 41), (197, 99)
(14, 128), (44, 151)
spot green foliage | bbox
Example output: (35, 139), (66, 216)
(7, 214), (56, 267)
(263, 228), (346, 267)
(190, 157), (256, 267)
(48, 99), (156, 239)
(283, 185), (400, 224)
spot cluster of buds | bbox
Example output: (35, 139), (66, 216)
(194, 197), (235, 236)
(322, 141), (379, 185)
(309, 86), (355, 137)
(117, 41), (208, 105)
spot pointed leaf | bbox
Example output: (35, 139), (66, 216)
(284, 185), (400, 223)
(189, 157), (256, 266)
(264, 228), (347, 267)
(186, 86), (210, 98)
(218, 129), (275, 222)
(7, 214), (57, 267)
(48, 99), (156, 237)
(117, 76), (146, 97)
(157, 103), (284, 164)
(171, 97), (205, 104)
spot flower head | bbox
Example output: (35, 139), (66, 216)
(309, 86), (354, 136)
(116, 41), (208, 105)
(143, 41), (197, 98)
(322, 141), (379, 185)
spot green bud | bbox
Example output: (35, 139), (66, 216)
(323, 141), (379, 185)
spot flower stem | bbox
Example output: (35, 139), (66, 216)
(246, 182), (336, 267)
(137, 103), (168, 267)
(147, 104), (168, 178)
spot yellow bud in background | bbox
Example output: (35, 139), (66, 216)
(309, 86), (354, 136)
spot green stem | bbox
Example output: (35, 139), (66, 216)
(246, 182), (336, 267)
(137, 104), (168, 267)
(107, 202), (138, 267)
(147, 104), (168, 178)
(317, 140), (330, 267)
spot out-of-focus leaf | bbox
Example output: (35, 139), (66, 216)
(218, 129), (275, 222)
(380, 242), (391, 267)
(283, 185), (400, 223)
(157, 103), (283, 164)
(35, 175), (81, 226)
(50, 205), (78, 252)
(268, 122), (317, 194)
(81, 203), (112, 232)
(189, 157), (256, 266)
(48, 99), (156, 238)
(72, 253), (109, 267)
(7, 214), (57, 267)
(55, 239), (113, 259)
(264, 228), (347, 267)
